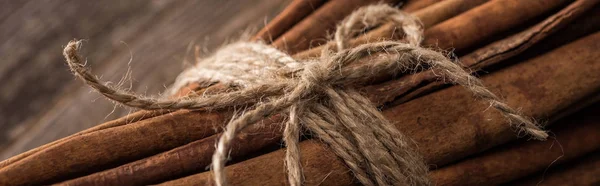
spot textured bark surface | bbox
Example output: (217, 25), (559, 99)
(422, 0), (571, 51)
(506, 151), (600, 186)
(293, 0), (491, 59)
(294, 0), (571, 58)
(401, 0), (443, 12)
(431, 105), (600, 185)
(253, 0), (327, 43)
(272, 0), (402, 54)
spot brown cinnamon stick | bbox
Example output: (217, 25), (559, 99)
(401, 0), (443, 12)
(506, 151), (600, 186)
(410, 0), (488, 28)
(155, 32), (600, 185)
(463, 0), (598, 71)
(252, 0), (327, 43)
(0, 110), (169, 170)
(294, 0), (490, 59)
(513, 2), (600, 60)
(423, 0), (571, 51)
(430, 105), (600, 185)
(294, 0), (570, 59)
(271, 0), (401, 54)
(57, 121), (284, 186)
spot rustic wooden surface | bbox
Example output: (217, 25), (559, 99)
(0, 0), (291, 160)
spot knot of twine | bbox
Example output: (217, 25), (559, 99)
(63, 4), (548, 186)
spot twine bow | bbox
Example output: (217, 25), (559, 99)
(63, 4), (548, 186)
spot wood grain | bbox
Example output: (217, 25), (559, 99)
(0, 0), (290, 160)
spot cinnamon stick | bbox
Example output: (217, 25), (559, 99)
(0, 1), (582, 185)
(513, 2), (600, 60)
(271, 0), (401, 54)
(506, 151), (600, 186)
(401, 0), (443, 12)
(430, 105), (600, 185)
(423, 0), (571, 51)
(294, 0), (571, 59)
(463, 0), (597, 71)
(252, 0), (327, 43)
(409, 0), (488, 28)
(155, 32), (600, 185)
(57, 120), (283, 185)
(293, 0), (490, 59)
(0, 110), (169, 170)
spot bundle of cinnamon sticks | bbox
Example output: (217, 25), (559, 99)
(1, 0), (599, 185)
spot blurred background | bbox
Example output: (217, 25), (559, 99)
(0, 0), (290, 160)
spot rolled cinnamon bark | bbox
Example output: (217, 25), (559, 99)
(294, 0), (570, 59)
(0, 1), (585, 185)
(401, 0), (442, 12)
(506, 151), (600, 186)
(423, 0), (571, 51)
(514, 2), (600, 60)
(252, 0), (327, 43)
(462, 0), (598, 71)
(57, 120), (284, 186)
(0, 110), (169, 169)
(294, 0), (490, 59)
(271, 0), (401, 54)
(155, 32), (600, 185)
(430, 105), (600, 185)
(410, 0), (488, 28)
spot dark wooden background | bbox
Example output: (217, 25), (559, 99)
(0, 0), (290, 160)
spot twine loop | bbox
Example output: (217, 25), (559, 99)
(63, 4), (548, 186)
